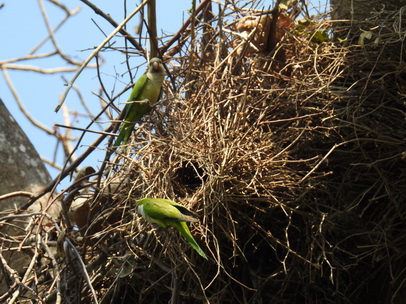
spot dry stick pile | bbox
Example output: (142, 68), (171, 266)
(1, 2), (405, 303)
(106, 4), (406, 301)
(90, 6), (405, 302)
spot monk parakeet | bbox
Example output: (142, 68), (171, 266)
(114, 57), (165, 149)
(137, 198), (208, 259)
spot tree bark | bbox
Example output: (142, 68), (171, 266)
(0, 98), (51, 209)
(0, 99), (60, 293)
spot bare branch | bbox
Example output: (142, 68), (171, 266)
(0, 52), (58, 65)
(38, 0), (82, 66)
(0, 191), (33, 201)
(147, 0), (158, 58)
(160, 0), (212, 55)
(80, 0), (145, 52)
(2, 64), (83, 74)
(55, 0), (150, 112)
(1, 68), (55, 135)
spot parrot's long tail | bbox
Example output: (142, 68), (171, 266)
(113, 122), (133, 150)
(174, 222), (208, 260)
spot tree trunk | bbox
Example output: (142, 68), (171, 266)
(0, 98), (51, 209)
(0, 99), (60, 293)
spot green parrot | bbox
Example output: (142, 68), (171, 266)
(113, 57), (165, 149)
(136, 198), (208, 259)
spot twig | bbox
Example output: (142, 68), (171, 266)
(80, 0), (144, 52)
(1, 68), (55, 135)
(38, 0), (82, 66)
(21, 121), (115, 210)
(0, 52), (58, 65)
(2, 63), (85, 74)
(41, 156), (64, 171)
(147, 0), (158, 57)
(0, 191), (33, 200)
(70, 83), (100, 125)
(30, 5), (81, 55)
(54, 123), (118, 136)
(41, 238), (62, 304)
(61, 103), (77, 162)
(0, 253), (30, 298)
(48, 0), (71, 15)
(8, 244), (39, 303)
(160, 0), (212, 55)
(299, 142), (345, 183)
(66, 237), (100, 304)
(55, 0), (150, 113)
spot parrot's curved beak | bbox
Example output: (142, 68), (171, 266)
(152, 61), (160, 71)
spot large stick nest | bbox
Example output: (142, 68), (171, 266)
(1, 1), (405, 303)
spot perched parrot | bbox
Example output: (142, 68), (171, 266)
(113, 57), (165, 149)
(136, 198), (208, 259)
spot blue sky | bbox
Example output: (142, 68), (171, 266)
(0, 0), (192, 189)
(0, 0), (329, 191)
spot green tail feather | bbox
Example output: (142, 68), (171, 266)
(113, 122), (133, 150)
(174, 222), (208, 260)
(113, 105), (150, 150)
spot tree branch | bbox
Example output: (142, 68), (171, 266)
(80, 0), (145, 53)
(147, 0), (158, 58)
(55, 0), (149, 113)
(159, 0), (212, 56)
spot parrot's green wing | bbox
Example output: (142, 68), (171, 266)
(148, 198), (199, 220)
(128, 73), (148, 102)
(137, 198), (208, 259)
(113, 74), (149, 149)
(138, 198), (198, 225)
(113, 58), (165, 150)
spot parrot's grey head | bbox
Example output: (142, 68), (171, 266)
(148, 57), (165, 76)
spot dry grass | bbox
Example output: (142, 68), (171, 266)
(1, 1), (405, 303)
